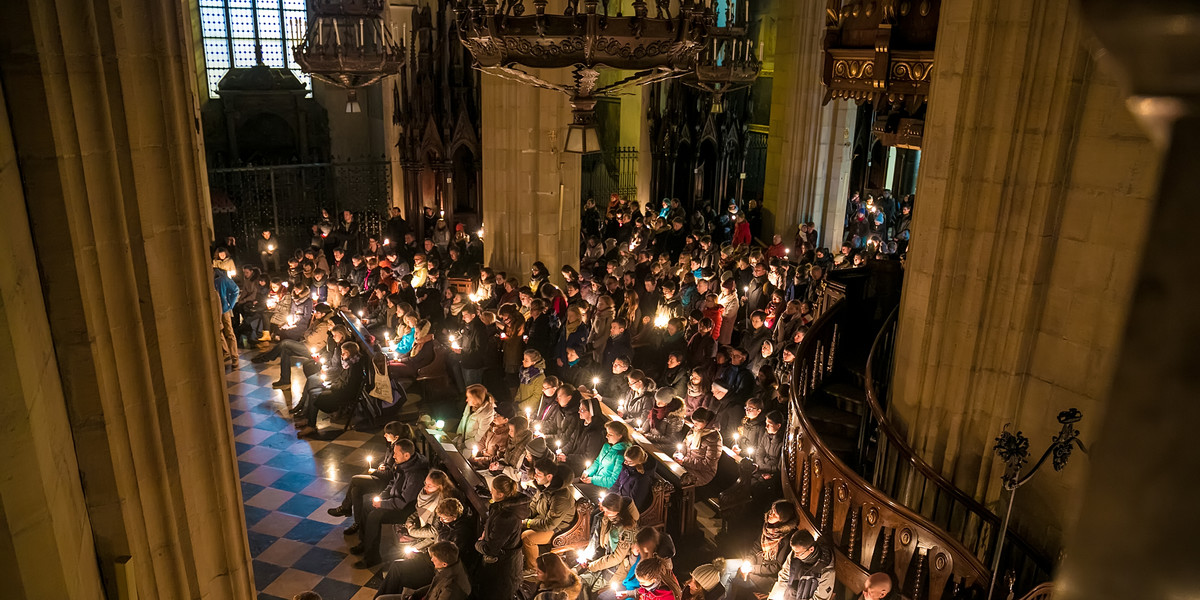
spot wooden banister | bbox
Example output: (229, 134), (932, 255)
(862, 307), (1052, 591)
(785, 295), (991, 600)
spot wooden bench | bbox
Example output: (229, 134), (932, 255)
(596, 403), (696, 537)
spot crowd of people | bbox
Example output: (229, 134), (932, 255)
(214, 192), (906, 600)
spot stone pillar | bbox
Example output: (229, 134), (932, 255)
(1052, 2), (1200, 598)
(620, 87), (654, 207)
(762, 0), (855, 244)
(480, 71), (582, 284)
(888, 0), (1159, 556)
(0, 0), (254, 597)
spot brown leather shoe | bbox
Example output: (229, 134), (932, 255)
(296, 426), (317, 438)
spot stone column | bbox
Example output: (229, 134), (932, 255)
(620, 87), (654, 207)
(0, 0), (255, 597)
(888, 0), (1159, 556)
(480, 71), (582, 284)
(1053, 2), (1200, 598)
(762, 0), (855, 244)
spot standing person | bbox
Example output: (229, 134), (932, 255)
(454, 384), (496, 451)
(258, 230), (281, 273)
(451, 303), (489, 389)
(475, 475), (531, 600)
(352, 439), (430, 568)
(214, 267), (240, 363)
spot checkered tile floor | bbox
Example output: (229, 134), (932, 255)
(228, 352), (389, 600)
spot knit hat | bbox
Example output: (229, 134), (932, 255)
(691, 563), (721, 591)
(494, 402), (516, 419)
(527, 437), (550, 460)
(711, 381), (729, 393)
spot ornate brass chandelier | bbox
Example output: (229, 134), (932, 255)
(454, 0), (717, 152)
(292, 0), (404, 112)
(684, 2), (761, 113)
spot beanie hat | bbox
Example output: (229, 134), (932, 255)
(527, 437), (549, 460)
(691, 563), (721, 591)
(494, 402), (516, 419)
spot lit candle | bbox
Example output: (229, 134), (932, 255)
(357, 310), (364, 318)
(525, 407), (532, 419)
(676, 443), (684, 453)
(477, 228), (485, 239)
(366, 456), (372, 470)
(471, 444), (479, 457)
(268, 243), (275, 252)
(733, 432), (740, 444)
(227, 269), (236, 278)
(435, 419), (445, 430)
(585, 460), (592, 469)
(740, 558), (753, 574)
(534, 423), (542, 436)
(373, 496), (381, 503)
(747, 447), (755, 456)
(636, 419), (643, 428)
(555, 440), (562, 455)
(384, 238), (390, 246)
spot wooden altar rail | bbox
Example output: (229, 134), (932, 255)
(863, 307), (1052, 592)
(785, 297), (991, 600)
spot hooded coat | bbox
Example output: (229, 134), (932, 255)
(582, 440), (629, 489)
(680, 427), (722, 486)
(517, 355), (547, 414)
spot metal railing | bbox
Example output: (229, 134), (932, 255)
(581, 146), (638, 204)
(208, 160), (391, 255)
(863, 307), (1053, 594)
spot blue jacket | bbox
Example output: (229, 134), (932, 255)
(214, 269), (239, 313)
(583, 441), (629, 489)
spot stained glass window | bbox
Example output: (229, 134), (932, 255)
(199, 0), (310, 98)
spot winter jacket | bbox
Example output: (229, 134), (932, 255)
(711, 395), (746, 442)
(770, 544), (835, 600)
(526, 482), (575, 532)
(642, 399), (687, 447)
(517, 357), (547, 415)
(214, 270), (240, 313)
(381, 453), (431, 512)
(612, 453), (658, 514)
(533, 571), (586, 600)
(564, 417), (609, 472)
(474, 421), (511, 464)
(583, 441), (629, 489)
(476, 494), (532, 560)
(589, 306), (615, 363)
(680, 427), (722, 486)
(502, 429), (534, 468)
(456, 401), (495, 450)
(589, 520), (639, 575)
(303, 313), (335, 349)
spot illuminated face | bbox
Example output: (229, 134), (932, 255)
(423, 476), (440, 494)
(605, 427), (621, 444)
(533, 469), (554, 487)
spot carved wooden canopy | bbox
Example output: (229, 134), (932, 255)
(822, 0), (939, 148)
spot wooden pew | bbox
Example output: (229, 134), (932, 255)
(596, 404), (696, 537)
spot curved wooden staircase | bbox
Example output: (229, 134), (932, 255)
(784, 271), (1052, 600)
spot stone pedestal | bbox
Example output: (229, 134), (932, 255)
(480, 72), (582, 282)
(889, 0), (1159, 556)
(762, 0), (855, 246)
(0, 0), (254, 597)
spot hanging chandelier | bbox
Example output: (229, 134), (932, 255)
(292, 0), (404, 112)
(684, 1), (761, 113)
(454, 0), (716, 153)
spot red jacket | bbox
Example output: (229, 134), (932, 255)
(732, 221), (752, 246)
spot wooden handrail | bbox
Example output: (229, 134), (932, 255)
(785, 297), (990, 600)
(862, 306), (1052, 588)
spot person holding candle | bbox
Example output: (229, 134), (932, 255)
(726, 500), (799, 600)
(737, 397), (768, 453)
(559, 395), (609, 474)
(630, 556), (682, 600)
(674, 408), (722, 488)
(399, 469), (457, 551)
(387, 319), (434, 382)
(642, 388), (686, 447)
(767, 530), (834, 600)
(327, 421), (408, 530)
(541, 384), (582, 445)
(611, 446), (657, 515)
(520, 460), (577, 573)
(621, 370), (656, 421)
(517, 349), (548, 415)
(580, 421), (633, 489)
(294, 339), (366, 438)
(601, 356), (633, 410)
(562, 343), (602, 389)
(352, 438), (430, 568)
(469, 402), (514, 468)
(579, 494), (640, 593)
(454, 384), (496, 451)
(474, 475), (531, 600)
(494, 415), (533, 476)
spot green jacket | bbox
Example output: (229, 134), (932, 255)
(583, 441), (629, 489)
(526, 484), (575, 532)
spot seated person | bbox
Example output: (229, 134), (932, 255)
(531, 375), (561, 422)
(750, 410), (787, 503)
(454, 383), (496, 450)
(581, 421), (632, 489)
(612, 446), (658, 515)
(768, 530), (834, 600)
(260, 302), (336, 389)
(352, 439), (431, 568)
(326, 421), (407, 532)
(640, 388), (686, 446)
(578, 494), (640, 593)
(469, 402), (514, 468)
(599, 526), (677, 600)
(858, 573), (892, 600)
(727, 500), (799, 600)
(672, 408), (722, 488)
(294, 340), (367, 439)
(387, 319), (434, 381)
(737, 397), (768, 452)
(618, 370), (654, 420)
(560, 395), (609, 474)
(681, 561), (727, 600)
(375, 498), (475, 598)
(375, 540), (470, 600)
(520, 460), (577, 573)
(488, 415), (532, 475)
(531, 553), (586, 600)
(541, 384), (582, 445)
(400, 470), (457, 550)
(291, 325), (352, 417)
(629, 556), (682, 600)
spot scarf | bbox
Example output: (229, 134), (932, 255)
(648, 399), (678, 430)
(564, 315), (582, 337)
(519, 364), (543, 385)
(760, 514), (799, 562)
(415, 490), (440, 526)
(687, 380), (704, 397)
